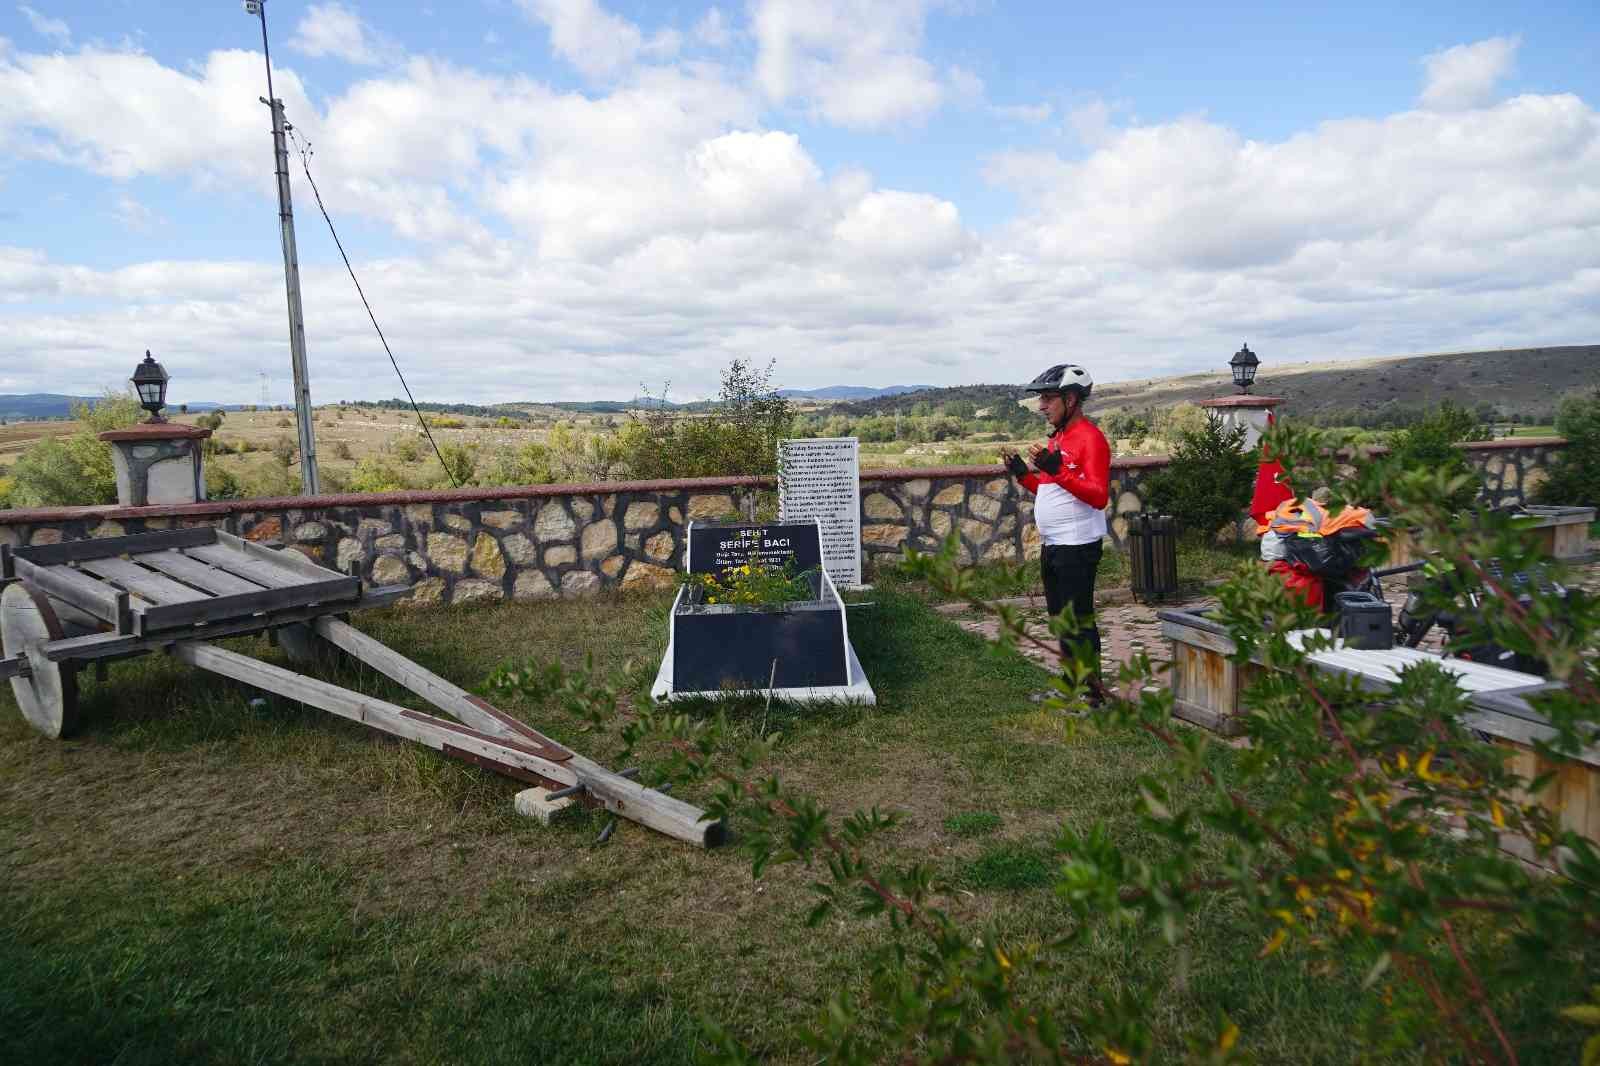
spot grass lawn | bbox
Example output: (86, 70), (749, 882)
(1, 588), (1588, 1063)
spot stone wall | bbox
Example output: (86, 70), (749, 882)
(0, 440), (1566, 606)
(1460, 438), (1567, 509)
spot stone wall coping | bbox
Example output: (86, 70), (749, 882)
(98, 423), (212, 441)
(1460, 436), (1567, 451)
(0, 439), (1567, 526)
(1197, 395), (1285, 408)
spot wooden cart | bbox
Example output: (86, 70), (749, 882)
(1, 528), (717, 847)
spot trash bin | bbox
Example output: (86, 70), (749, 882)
(1128, 513), (1178, 603)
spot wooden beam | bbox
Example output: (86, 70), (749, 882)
(39, 587), (411, 664)
(183, 544), (305, 590)
(309, 617), (721, 843)
(216, 530), (341, 581)
(13, 527), (215, 566)
(76, 556), (210, 606)
(173, 640), (719, 847)
(12, 556), (131, 632)
(139, 577), (359, 633)
(313, 617), (572, 761)
(138, 549), (267, 597)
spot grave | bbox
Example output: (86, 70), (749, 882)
(650, 519), (874, 704)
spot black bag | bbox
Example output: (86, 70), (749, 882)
(1283, 529), (1369, 578)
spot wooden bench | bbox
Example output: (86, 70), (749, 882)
(1161, 608), (1551, 734)
(1384, 505), (1595, 566)
(1161, 609), (1598, 854)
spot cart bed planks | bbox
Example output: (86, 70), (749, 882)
(2, 527), (720, 848)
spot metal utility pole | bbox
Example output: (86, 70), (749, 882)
(245, 0), (319, 494)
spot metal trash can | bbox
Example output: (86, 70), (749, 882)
(1127, 513), (1178, 603)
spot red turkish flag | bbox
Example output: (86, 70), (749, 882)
(1249, 412), (1294, 526)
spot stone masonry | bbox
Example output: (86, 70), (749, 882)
(0, 440), (1569, 607)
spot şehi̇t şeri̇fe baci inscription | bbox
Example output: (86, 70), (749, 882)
(685, 522), (824, 581)
(778, 437), (862, 588)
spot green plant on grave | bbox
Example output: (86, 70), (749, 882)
(491, 415), (1599, 1064)
(678, 560), (814, 607)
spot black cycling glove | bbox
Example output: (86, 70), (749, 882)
(1005, 453), (1030, 479)
(1033, 449), (1063, 475)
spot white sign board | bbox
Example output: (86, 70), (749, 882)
(778, 437), (862, 589)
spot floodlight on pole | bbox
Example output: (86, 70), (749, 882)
(244, 0), (320, 494)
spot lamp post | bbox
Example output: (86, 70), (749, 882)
(131, 351), (170, 423)
(100, 353), (211, 506)
(1200, 344), (1281, 451)
(1229, 343), (1260, 394)
(243, 0), (320, 494)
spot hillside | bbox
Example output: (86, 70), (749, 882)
(817, 345), (1596, 422)
(1089, 345), (1597, 422)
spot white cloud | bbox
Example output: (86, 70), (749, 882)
(992, 101), (1051, 124)
(0, 31), (1598, 403)
(289, 3), (401, 67)
(112, 194), (159, 234)
(1420, 36), (1519, 112)
(517, 0), (678, 80)
(694, 7), (731, 47)
(946, 65), (983, 106)
(752, 0), (948, 128)
(17, 5), (69, 46)
(1065, 97), (1116, 146)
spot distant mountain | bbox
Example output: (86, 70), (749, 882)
(777, 385), (935, 400)
(0, 393), (97, 420)
(0, 394), (246, 420)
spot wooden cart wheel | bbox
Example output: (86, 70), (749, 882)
(1, 582), (80, 738)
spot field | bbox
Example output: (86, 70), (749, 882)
(4, 580), (1592, 1064)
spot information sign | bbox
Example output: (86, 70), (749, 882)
(778, 437), (862, 588)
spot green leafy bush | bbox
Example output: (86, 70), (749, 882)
(5, 392), (141, 507)
(620, 359), (793, 479)
(344, 457), (413, 494)
(479, 441), (555, 487)
(1534, 386), (1600, 508)
(1140, 412), (1255, 540)
(204, 463), (244, 500)
(1385, 401), (1485, 512)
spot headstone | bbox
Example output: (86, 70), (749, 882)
(778, 437), (861, 588)
(686, 521), (823, 580)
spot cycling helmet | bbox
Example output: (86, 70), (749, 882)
(1024, 363), (1093, 400)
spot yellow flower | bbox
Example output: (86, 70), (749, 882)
(1416, 751), (1440, 782)
(1260, 928), (1288, 956)
(1219, 1020), (1240, 1052)
(1104, 1048), (1132, 1065)
(1490, 800), (1506, 828)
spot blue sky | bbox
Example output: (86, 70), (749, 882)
(1, 1), (1597, 404)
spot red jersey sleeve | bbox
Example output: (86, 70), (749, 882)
(1052, 421), (1111, 510)
(1015, 421), (1110, 507)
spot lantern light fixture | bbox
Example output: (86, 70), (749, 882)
(1229, 343), (1260, 394)
(131, 350), (170, 422)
